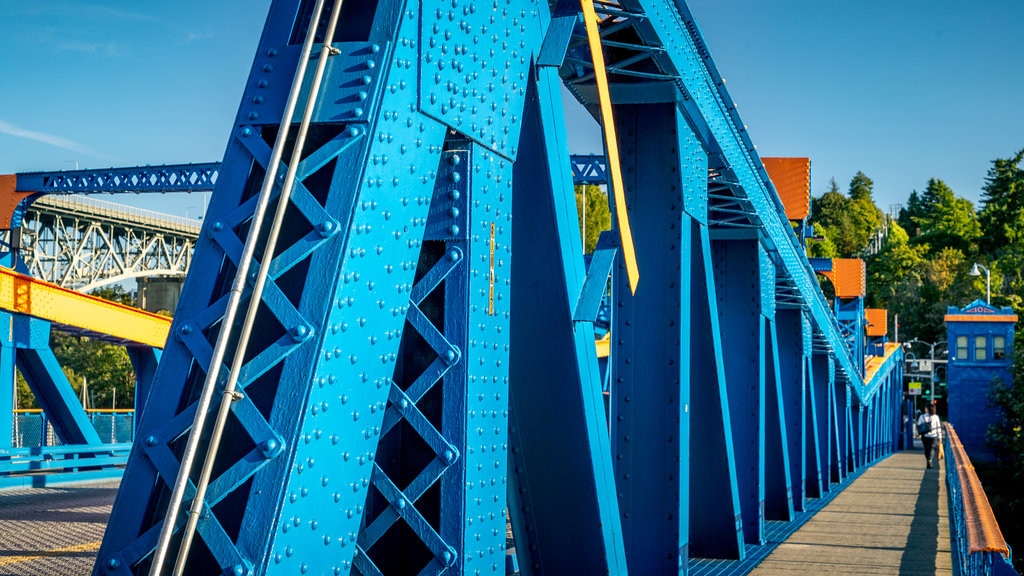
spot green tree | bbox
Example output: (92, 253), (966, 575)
(910, 178), (981, 256)
(886, 248), (976, 343)
(574, 184), (611, 253)
(51, 332), (134, 410)
(807, 174), (882, 257)
(898, 190), (927, 238)
(90, 284), (135, 306)
(45, 285), (137, 411)
(865, 220), (926, 308)
(15, 372), (37, 409)
(978, 149), (1024, 258)
(848, 171), (874, 202)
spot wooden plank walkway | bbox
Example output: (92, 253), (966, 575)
(750, 451), (951, 575)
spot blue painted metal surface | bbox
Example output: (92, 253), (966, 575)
(945, 300), (1016, 463)
(85, 0), (911, 574)
(0, 444), (131, 489)
(15, 163), (220, 195)
(570, 154), (608, 185)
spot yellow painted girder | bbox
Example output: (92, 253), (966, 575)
(580, 0), (640, 294)
(595, 332), (610, 359)
(0, 267), (170, 347)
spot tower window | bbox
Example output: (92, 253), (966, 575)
(956, 336), (968, 360)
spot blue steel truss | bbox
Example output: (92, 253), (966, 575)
(15, 163), (220, 195)
(93, 1), (904, 575)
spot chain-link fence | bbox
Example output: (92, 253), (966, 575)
(10, 410), (134, 447)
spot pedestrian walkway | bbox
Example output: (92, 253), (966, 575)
(750, 451), (951, 575)
(0, 479), (117, 576)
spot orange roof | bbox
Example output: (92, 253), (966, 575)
(944, 314), (1018, 323)
(819, 258), (865, 298)
(865, 308), (887, 337)
(763, 157), (811, 221)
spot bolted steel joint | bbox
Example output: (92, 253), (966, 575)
(442, 346), (461, 366)
(259, 437), (284, 459)
(290, 324), (313, 342)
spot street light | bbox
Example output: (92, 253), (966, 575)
(903, 338), (947, 405)
(969, 262), (991, 304)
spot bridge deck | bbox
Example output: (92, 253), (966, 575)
(0, 451), (950, 575)
(750, 451), (952, 575)
(0, 480), (116, 576)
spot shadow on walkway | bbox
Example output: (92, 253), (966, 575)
(898, 466), (940, 573)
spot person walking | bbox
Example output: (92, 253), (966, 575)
(916, 404), (942, 469)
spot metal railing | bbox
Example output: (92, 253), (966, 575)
(11, 409), (135, 448)
(34, 195), (202, 235)
(944, 423), (1019, 576)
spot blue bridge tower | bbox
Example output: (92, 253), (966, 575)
(944, 300), (1017, 462)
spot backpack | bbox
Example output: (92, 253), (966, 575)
(917, 417), (932, 436)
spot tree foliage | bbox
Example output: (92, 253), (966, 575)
(978, 149), (1024, 258)
(16, 285), (138, 411)
(909, 178), (981, 256)
(574, 184), (611, 253)
(808, 173), (882, 257)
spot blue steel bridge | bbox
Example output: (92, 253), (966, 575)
(0, 0), (1017, 575)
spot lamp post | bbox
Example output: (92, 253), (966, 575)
(969, 262), (991, 304)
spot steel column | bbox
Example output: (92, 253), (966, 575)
(763, 317), (794, 521)
(611, 103), (700, 572)
(507, 66), (627, 575)
(11, 314), (101, 445)
(712, 236), (766, 545)
(775, 308), (806, 512)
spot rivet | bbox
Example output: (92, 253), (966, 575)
(260, 438), (281, 458)
(290, 324), (312, 342)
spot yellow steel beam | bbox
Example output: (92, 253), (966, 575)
(595, 332), (610, 359)
(0, 267), (170, 347)
(580, 0), (640, 294)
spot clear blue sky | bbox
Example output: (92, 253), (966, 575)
(2, 1), (1022, 218)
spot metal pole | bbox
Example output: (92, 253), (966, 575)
(147, 1), (328, 573)
(169, 1), (346, 573)
(986, 269), (991, 304)
(929, 344), (935, 404)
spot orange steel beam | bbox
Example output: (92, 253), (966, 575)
(945, 424), (1011, 555)
(762, 157), (811, 221)
(865, 308), (887, 337)
(0, 267), (170, 347)
(863, 342), (899, 382)
(0, 174), (36, 228)
(818, 258), (866, 298)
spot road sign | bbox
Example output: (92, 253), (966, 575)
(908, 381), (923, 396)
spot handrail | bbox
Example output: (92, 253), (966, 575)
(14, 408), (136, 414)
(943, 423), (1019, 575)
